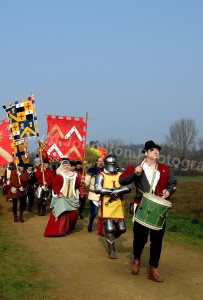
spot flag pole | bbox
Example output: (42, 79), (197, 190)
(31, 92), (46, 190)
(83, 112), (88, 175)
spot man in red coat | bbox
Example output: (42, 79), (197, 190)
(119, 140), (177, 282)
(8, 162), (29, 222)
(35, 159), (53, 216)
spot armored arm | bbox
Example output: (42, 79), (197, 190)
(110, 185), (131, 199)
(94, 173), (113, 195)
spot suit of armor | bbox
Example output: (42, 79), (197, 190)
(95, 153), (131, 259)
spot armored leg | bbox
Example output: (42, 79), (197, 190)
(106, 232), (117, 259)
(104, 220), (117, 259)
(115, 219), (126, 239)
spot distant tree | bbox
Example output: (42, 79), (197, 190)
(102, 138), (125, 151)
(166, 118), (198, 160)
(88, 141), (100, 148)
(197, 138), (203, 159)
(199, 138), (203, 150)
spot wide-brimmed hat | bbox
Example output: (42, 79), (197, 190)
(26, 163), (33, 167)
(18, 162), (25, 167)
(142, 140), (161, 153)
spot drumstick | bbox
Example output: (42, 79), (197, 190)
(140, 158), (146, 167)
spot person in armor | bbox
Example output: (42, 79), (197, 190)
(95, 153), (131, 259)
(35, 159), (53, 216)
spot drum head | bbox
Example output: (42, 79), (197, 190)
(143, 193), (172, 207)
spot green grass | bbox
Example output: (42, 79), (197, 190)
(0, 218), (53, 300)
(165, 215), (203, 251)
(176, 176), (203, 180)
(166, 215), (203, 238)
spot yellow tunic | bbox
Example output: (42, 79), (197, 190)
(99, 172), (125, 219)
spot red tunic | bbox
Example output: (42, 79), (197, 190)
(36, 167), (53, 186)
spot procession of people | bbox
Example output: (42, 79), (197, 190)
(0, 140), (177, 283)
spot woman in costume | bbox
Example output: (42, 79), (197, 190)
(44, 159), (80, 237)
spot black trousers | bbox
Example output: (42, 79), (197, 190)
(12, 196), (27, 214)
(79, 195), (86, 215)
(133, 221), (165, 268)
(27, 187), (35, 208)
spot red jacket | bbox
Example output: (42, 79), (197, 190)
(8, 170), (29, 199)
(36, 167), (53, 186)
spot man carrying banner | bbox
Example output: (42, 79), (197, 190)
(26, 163), (36, 212)
(8, 162), (29, 222)
(75, 160), (86, 219)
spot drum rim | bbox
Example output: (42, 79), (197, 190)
(143, 193), (172, 207)
(134, 217), (162, 230)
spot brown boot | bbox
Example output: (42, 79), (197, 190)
(131, 258), (140, 275)
(13, 213), (19, 222)
(148, 266), (163, 282)
(19, 212), (24, 223)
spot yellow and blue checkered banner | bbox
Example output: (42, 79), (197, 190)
(11, 139), (29, 164)
(3, 96), (39, 141)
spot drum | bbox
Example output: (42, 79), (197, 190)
(134, 193), (172, 230)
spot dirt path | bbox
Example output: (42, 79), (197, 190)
(1, 196), (203, 300)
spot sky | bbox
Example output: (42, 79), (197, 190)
(0, 0), (202, 151)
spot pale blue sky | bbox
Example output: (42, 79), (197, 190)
(0, 0), (202, 150)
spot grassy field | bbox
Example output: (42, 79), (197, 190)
(0, 216), (54, 300)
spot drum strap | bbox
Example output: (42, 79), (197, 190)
(137, 164), (158, 195)
(149, 164), (158, 194)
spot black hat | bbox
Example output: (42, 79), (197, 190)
(26, 163), (33, 167)
(70, 160), (76, 166)
(18, 162), (25, 167)
(142, 140), (161, 153)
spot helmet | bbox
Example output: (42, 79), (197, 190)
(104, 153), (117, 173)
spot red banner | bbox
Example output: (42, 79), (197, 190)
(45, 115), (87, 161)
(0, 120), (13, 165)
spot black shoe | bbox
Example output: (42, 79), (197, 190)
(28, 207), (32, 212)
(79, 214), (84, 219)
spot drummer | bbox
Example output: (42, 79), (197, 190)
(119, 140), (177, 282)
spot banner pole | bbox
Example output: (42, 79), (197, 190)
(31, 92), (46, 190)
(83, 112), (88, 175)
